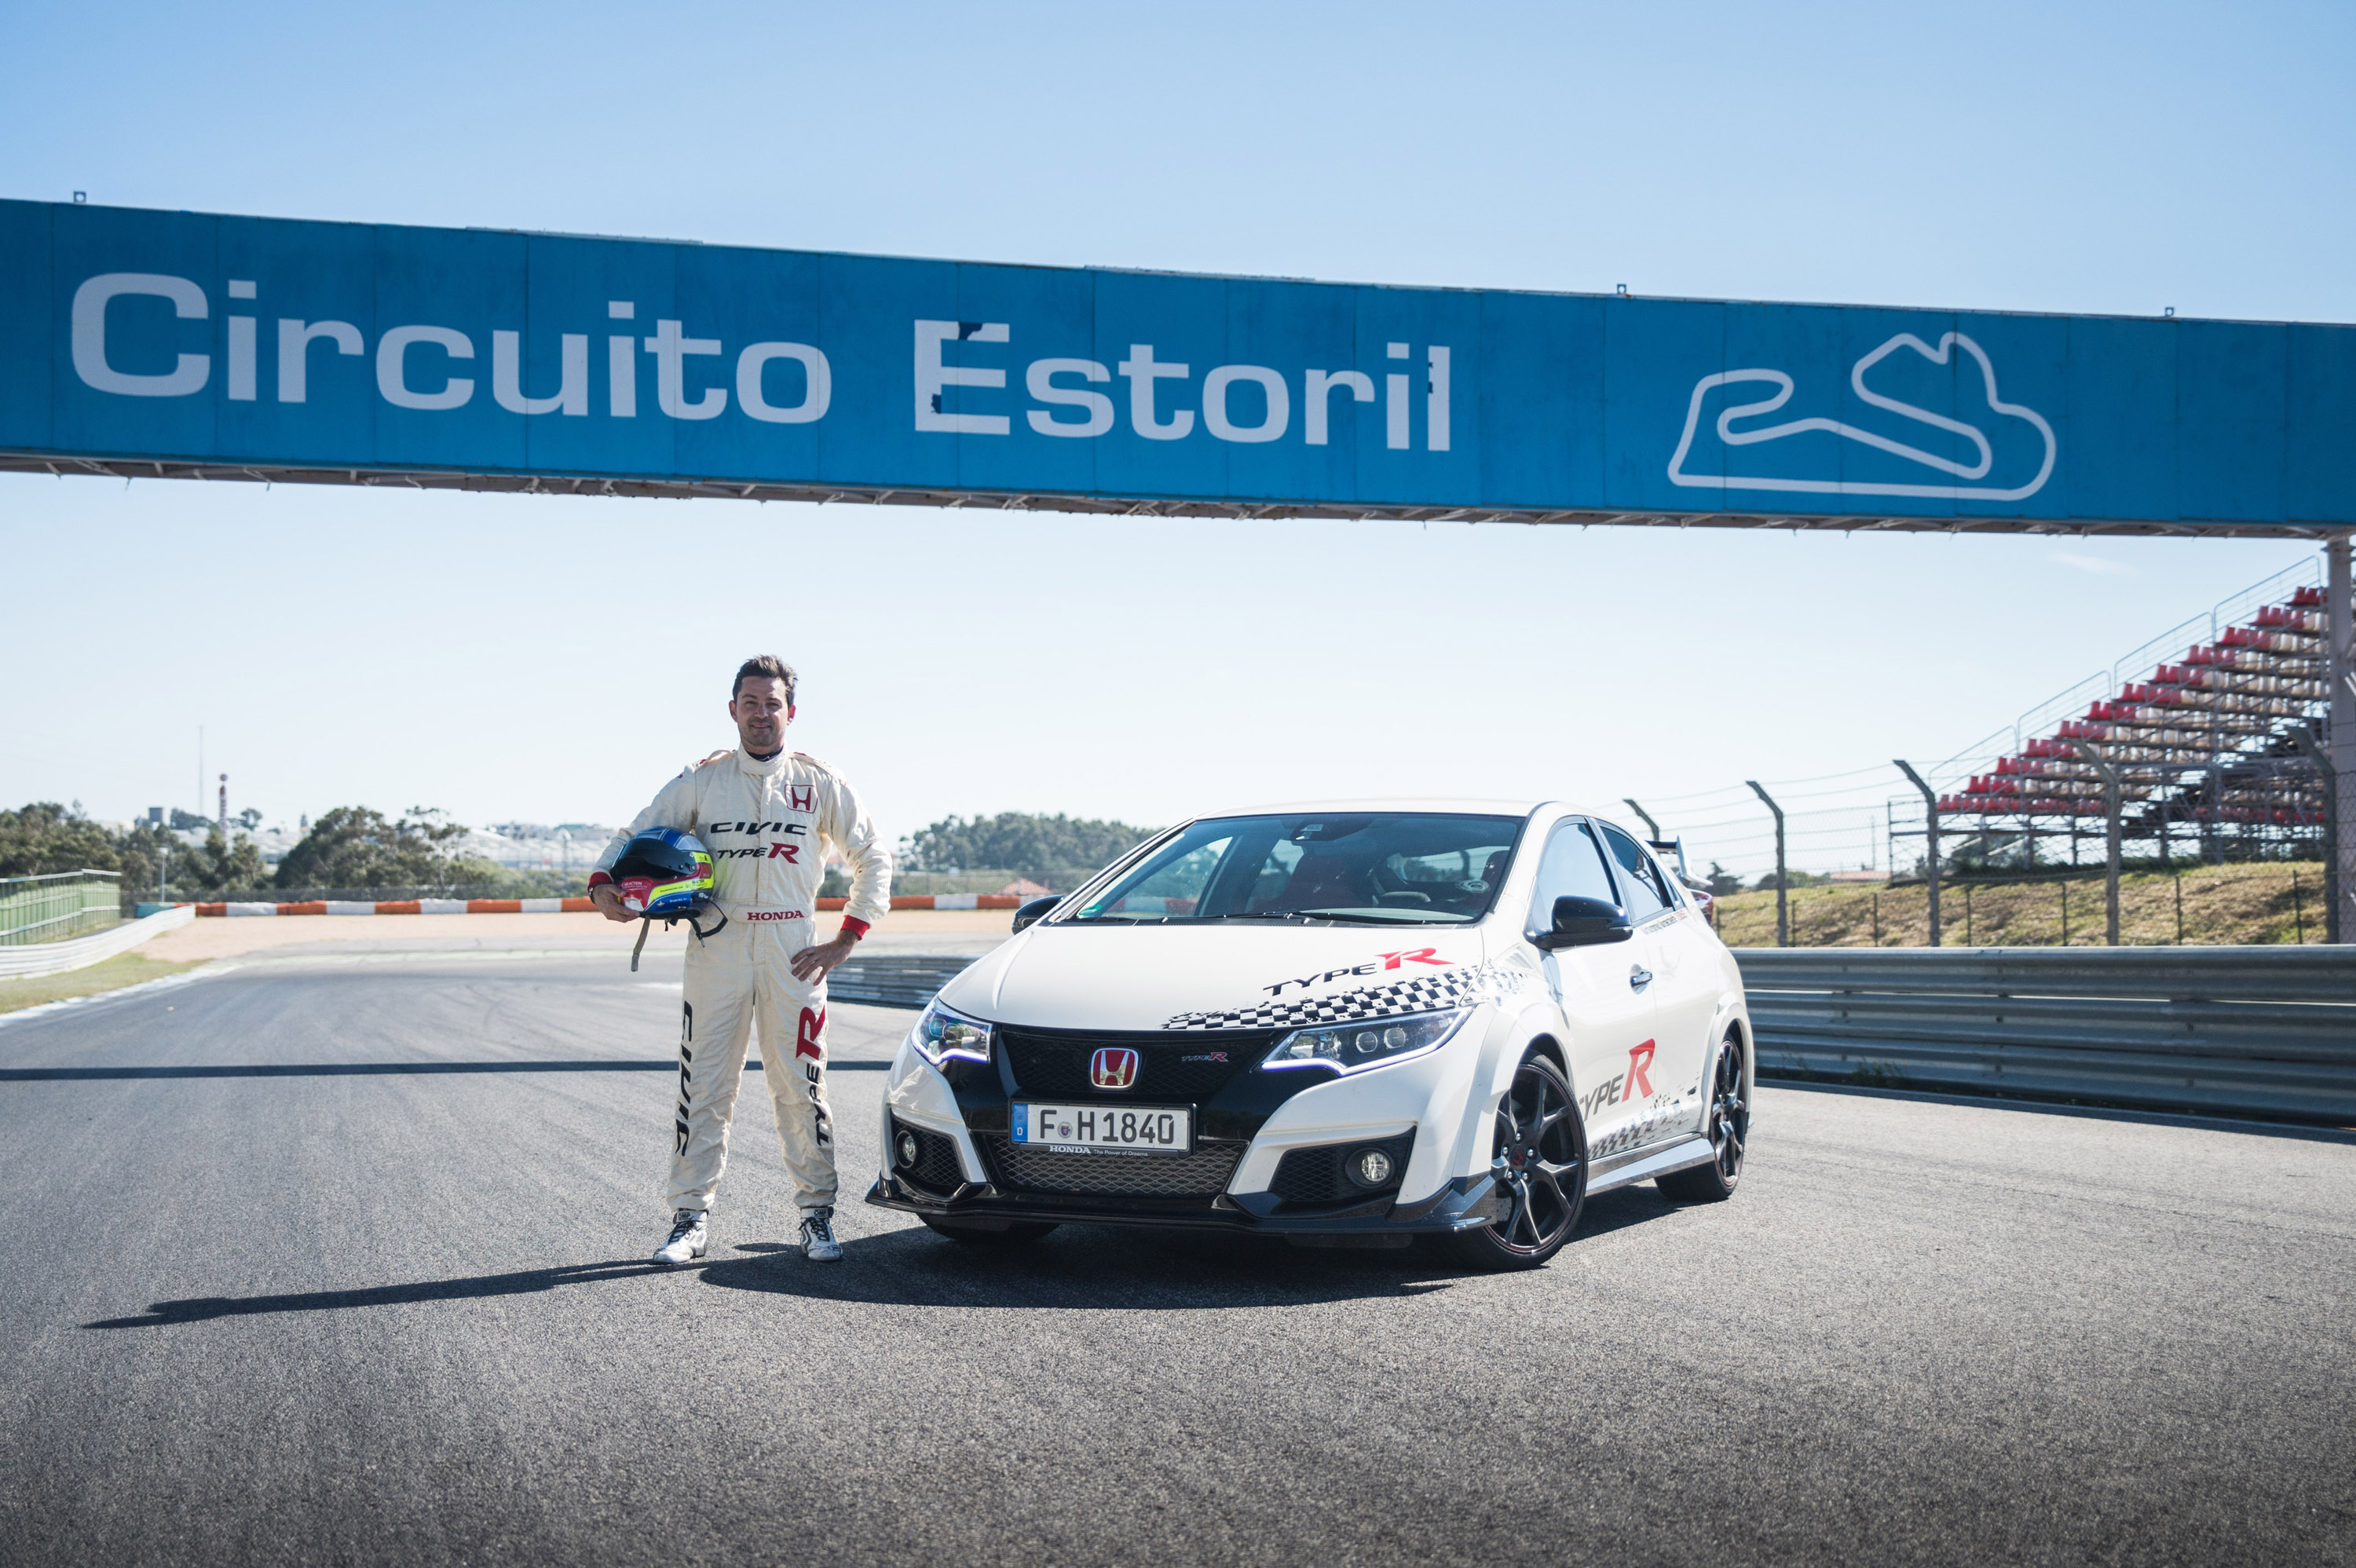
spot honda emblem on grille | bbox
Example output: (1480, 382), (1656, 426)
(1089, 1047), (1140, 1090)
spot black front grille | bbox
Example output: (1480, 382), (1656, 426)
(892, 1118), (965, 1195)
(1269, 1132), (1416, 1208)
(999, 1027), (1279, 1099)
(978, 1135), (1246, 1198)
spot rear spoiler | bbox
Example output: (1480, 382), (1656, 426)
(1647, 836), (1704, 894)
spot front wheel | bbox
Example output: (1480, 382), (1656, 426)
(1659, 1029), (1748, 1202)
(1440, 1053), (1587, 1271)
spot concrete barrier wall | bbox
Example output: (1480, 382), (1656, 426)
(0, 905), (196, 980)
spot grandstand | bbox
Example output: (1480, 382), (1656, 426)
(1648, 557), (2346, 892)
(1937, 560), (2336, 867)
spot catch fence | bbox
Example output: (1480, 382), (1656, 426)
(0, 871), (122, 946)
(1703, 861), (2332, 948)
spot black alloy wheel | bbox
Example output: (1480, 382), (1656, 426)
(1442, 1053), (1586, 1270)
(1659, 1029), (1748, 1202)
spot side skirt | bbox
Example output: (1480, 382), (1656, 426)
(1586, 1134), (1715, 1196)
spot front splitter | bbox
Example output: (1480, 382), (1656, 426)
(865, 1172), (1500, 1236)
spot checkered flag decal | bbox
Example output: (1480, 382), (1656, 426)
(1165, 966), (1491, 1032)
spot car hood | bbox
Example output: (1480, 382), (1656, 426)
(937, 922), (1497, 1033)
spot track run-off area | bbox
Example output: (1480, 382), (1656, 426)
(1, 924), (2351, 1567)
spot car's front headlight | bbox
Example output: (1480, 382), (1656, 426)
(909, 999), (993, 1066)
(1261, 1007), (1470, 1075)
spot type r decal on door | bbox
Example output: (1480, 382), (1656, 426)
(1622, 1039), (1655, 1101)
(1578, 1039), (1659, 1119)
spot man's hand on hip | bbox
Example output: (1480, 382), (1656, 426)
(589, 884), (635, 923)
(790, 932), (860, 984)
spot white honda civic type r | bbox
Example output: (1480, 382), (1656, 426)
(865, 800), (1754, 1269)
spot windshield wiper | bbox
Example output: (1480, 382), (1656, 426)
(1290, 909), (1468, 924)
(1200, 911), (1334, 924)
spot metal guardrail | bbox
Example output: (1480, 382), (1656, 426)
(831, 947), (2356, 1127)
(0, 870), (122, 947)
(826, 955), (977, 1011)
(0, 905), (193, 980)
(1735, 946), (2356, 1125)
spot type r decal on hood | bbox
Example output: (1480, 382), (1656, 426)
(1166, 963), (1500, 1032)
(1260, 947), (1453, 997)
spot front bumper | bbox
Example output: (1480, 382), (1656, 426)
(865, 1168), (1502, 1236)
(865, 1019), (1504, 1237)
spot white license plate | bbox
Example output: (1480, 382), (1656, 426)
(1012, 1102), (1193, 1155)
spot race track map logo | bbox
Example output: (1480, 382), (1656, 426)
(1666, 331), (2057, 502)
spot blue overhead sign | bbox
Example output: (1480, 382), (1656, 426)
(2, 199), (2351, 533)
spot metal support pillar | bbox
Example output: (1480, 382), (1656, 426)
(2076, 742), (2124, 946)
(1894, 760), (1941, 947)
(2330, 533), (2354, 944)
(2288, 723), (2341, 945)
(1747, 780), (1787, 946)
(1622, 799), (1661, 839)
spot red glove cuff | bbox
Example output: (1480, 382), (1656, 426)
(839, 916), (871, 941)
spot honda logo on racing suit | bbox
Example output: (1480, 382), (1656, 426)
(788, 784), (814, 813)
(1089, 1047), (1140, 1090)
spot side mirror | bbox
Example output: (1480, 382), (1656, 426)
(1532, 894), (1633, 950)
(1012, 895), (1062, 934)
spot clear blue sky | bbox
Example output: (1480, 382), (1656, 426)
(3, 1), (2347, 859)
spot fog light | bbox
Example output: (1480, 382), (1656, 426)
(1348, 1147), (1395, 1188)
(894, 1129), (920, 1168)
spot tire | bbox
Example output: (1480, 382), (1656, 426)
(920, 1216), (1059, 1245)
(1658, 1029), (1749, 1202)
(1439, 1052), (1587, 1271)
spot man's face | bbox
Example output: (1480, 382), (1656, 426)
(730, 676), (793, 754)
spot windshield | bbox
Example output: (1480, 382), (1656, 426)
(1062, 813), (1525, 926)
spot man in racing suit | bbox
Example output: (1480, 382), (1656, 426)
(588, 655), (891, 1265)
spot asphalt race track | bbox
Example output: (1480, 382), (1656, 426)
(2, 941), (2351, 1567)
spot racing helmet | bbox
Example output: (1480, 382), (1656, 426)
(610, 828), (716, 920)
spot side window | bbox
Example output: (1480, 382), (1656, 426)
(1597, 824), (1670, 920)
(1524, 821), (1619, 935)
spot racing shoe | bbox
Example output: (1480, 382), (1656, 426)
(799, 1208), (843, 1262)
(653, 1208), (708, 1266)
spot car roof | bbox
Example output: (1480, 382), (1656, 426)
(1191, 798), (1647, 835)
(1197, 796), (1539, 817)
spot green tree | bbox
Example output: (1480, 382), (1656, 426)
(0, 802), (269, 898)
(273, 806), (499, 890)
(0, 802), (123, 878)
(899, 812), (1158, 889)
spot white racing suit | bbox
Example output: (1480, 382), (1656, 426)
(591, 748), (891, 1220)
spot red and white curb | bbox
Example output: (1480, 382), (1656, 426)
(188, 893), (1028, 917)
(195, 897), (599, 916)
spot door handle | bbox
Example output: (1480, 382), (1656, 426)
(1629, 965), (1652, 991)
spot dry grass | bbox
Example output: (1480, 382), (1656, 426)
(1706, 861), (2333, 947)
(0, 951), (204, 1015)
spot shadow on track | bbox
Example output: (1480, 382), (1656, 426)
(701, 1186), (1687, 1309)
(82, 1189), (1679, 1329)
(83, 1259), (671, 1329)
(699, 1224), (1462, 1310)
